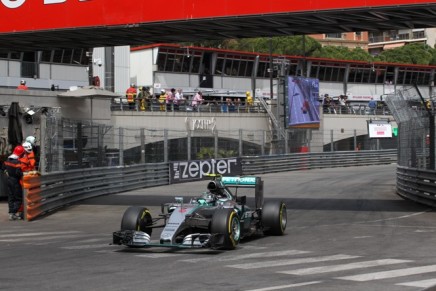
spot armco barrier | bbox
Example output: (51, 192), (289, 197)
(396, 166), (436, 208)
(22, 150), (397, 221)
(241, 150), (397, 175)
(23, 163), (169, 221)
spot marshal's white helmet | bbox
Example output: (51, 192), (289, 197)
(25, 136), (36, 145)
(22, 141), (33, 153)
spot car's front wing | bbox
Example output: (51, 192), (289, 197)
(113, 230), (226, 248)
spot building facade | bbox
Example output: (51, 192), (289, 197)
(310, 32), (369, 50)
(368, 28), (436, 55)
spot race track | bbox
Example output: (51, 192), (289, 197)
(1, 164), (436, 291)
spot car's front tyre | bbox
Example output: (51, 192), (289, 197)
(211, 208), (240, 250)
(120, 206), (153, 236)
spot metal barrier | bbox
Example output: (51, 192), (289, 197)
(396, 166), (436, 207)
(241, 149), (397, 175)
(23, 163), (169, 221)
(22, 150), (397, 221)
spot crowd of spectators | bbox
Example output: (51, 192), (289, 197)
(118, 86), (258, 113)
(321, 93), (389, 115)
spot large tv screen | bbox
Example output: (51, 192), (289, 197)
(287, 76), (320, 128)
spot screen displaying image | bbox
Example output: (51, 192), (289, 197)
(287, 76), (320, 128)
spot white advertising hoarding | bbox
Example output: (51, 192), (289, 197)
(368, 123), (392, 138)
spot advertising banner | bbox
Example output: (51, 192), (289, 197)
(368, 122), (393, 138)
(287, 76), (320, 128)
(1, 0), (435, 33)
(170, 158), (242, 184)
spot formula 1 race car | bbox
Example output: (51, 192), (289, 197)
(113, 175), (287, 250)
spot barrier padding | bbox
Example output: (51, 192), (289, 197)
(23, 172), (41, 221)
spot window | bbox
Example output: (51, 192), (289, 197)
(41, 50), (52, 62)
(181, 55), (191, 73)
(62, 49), (73, 64)
(325, 33), (342, 39)
(157, 52), (166, 71)
(256, 61), (269, 78)
(308, 62), (346, 82)
(10, 52), (21, 60)
(52, 50), (63, 63)
(72, 49), (86, 65)
(190, 52), (201, 73)
(214, 54), (225, 75)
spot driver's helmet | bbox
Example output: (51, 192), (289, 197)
(207, 181), (218, 192)
(207, 181), (225, 197)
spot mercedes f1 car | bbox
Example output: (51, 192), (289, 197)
(113, 175), (287, 250)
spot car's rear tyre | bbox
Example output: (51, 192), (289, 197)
(262, 201), (287, 235)
(211, 208), (240, 250)
(120, 206), (152, 235)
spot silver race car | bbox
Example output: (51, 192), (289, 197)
(113, 175), (287, 250)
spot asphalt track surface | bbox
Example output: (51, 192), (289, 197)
(1, 164), (436, 291)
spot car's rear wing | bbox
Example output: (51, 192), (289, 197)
(220, 176), (264, 209)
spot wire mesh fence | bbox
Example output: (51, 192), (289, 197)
(40, 113), (398, 173)
(385, 86), (431, 169)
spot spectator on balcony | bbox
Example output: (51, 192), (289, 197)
(17, 80), (28, 90)
(126, 83), (137, 110)
(174, 88), (184, 111)
(368, 98), (377, 115)
(322, 94), (330, 113)
(339, 95), (347, 113)
(166, 88), (175, 111)
(159, 89), (167, 111)
(142, 87), (152, 111)
(246, 91), (253, 112)
(192, 91), (203, 111)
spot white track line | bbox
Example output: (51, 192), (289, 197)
(243, 281), (322, 291)
(337, 264), (436, 281)
(228, 254), (360, 269)
(181, 250), (310, 263)
(397, 278), (436, 288)
(279, 259), (411, 275)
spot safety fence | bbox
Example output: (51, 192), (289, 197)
(384, 86), (436, 207)
(22, 150), (397, 221)
(396, 166), (436, 208)
(42, 117), (397, 173)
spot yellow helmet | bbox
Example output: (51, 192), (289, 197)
(246, 91), (250, 95)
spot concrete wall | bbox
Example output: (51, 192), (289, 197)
(0, 88), (112, 123)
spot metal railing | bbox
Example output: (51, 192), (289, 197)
(242, 149), (397, 174)
(396, 166), (436, 207)
(24, 163), (169, 221)
(23, 150), (397, 221)
(110, 98), (267, 113)
(256, 96), (286, 140)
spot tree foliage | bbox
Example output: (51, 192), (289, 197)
(189, 37), (436, 66)
(312, 46), (373, 62)
(192, 36), (322, 56)
(375, 43), (433, 65)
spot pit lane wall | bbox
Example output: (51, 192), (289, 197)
(22, 150), (396, 221)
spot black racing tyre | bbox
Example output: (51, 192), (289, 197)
(120, 206), (153, 236)
(261, 201), (287, 235)
(210, 208), (240, 250)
